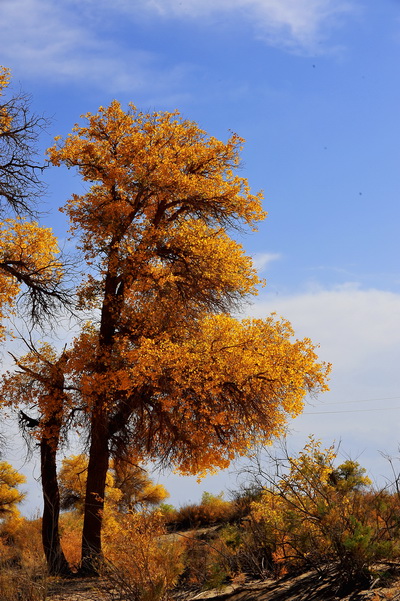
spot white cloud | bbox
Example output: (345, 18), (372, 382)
(252, 252), (281, 272)
(0, 0), (188, 92)
(244, 284), (400, 469)
(134, 0), (355, 51)
(247, 283), (400, 371)
(0, 0), (357, 91)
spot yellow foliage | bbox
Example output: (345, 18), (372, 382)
(58, 454), (169, 513)
(59, 511), (83, 567)
(102, 511), (185, 601)
(0, 515), (46, 573)
(92, 315), (329, 475)
(0, 219), (61, 341)
(0, 462), (25, 515)
(0, 67), (12, 131)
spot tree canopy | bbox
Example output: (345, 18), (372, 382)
(0, 86), (330, 575)
(59, 454), (169, 513)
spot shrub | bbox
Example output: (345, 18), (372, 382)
(178, 528), (235, 591)
(249, 437), (400, 590)
(169, 492), (234, 529)
(0, 514), (48, 601)
(102, 510), (185, 601)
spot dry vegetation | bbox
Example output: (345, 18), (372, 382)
(3, 439), (400, 601)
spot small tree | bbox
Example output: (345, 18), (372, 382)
(0, 343), (75, 575)
(59, 454), (169, 513)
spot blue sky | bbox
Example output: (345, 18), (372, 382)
(1, 0), (400, 511)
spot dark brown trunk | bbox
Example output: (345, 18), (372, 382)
(79, 252), (121, 575)
(40, 435), (71, 576)
(79, 408), (110, 575)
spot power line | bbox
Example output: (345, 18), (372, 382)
(304, 405), (400, 415)
(318, 395), (400, 406)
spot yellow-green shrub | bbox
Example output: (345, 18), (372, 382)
(102, 511), (185, 601)
(249, 437), (400, 589)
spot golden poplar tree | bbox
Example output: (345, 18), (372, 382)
(48, 101), (330, 574)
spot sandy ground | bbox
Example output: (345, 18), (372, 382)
(46, 567), (400, 601)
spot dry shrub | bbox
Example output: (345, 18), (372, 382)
(0, 514), (45, 571)
(0, 568), (48, 601)
(170, 492), (234, 529)
(226, 518), (276, 579)
(0, 514), (48, 601)
(59, 510), (82, 568)
(178, 529), (235, 591)
(0, 563), (49, 601)
(102, 511), (185, 601)
(248, 438), (400, 590)
(158, 503), (178, 526)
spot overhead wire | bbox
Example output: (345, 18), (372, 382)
(318, 395), (400, 406)
(303, 395), (400, 415)
(304, 406), (400, 415)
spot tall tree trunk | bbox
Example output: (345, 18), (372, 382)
(40, 434), (71, 576)
(79, 257), (120, 575)
(80, 408), (110, 576)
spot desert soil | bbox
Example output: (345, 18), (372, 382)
(46, 567), (400, 601)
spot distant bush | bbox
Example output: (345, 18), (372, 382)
(178, 528), (235, 591)
(166, 492), (235, 530)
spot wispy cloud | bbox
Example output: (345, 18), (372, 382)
(133, 0), (356, 51)
(0, 0), (188, 92)
(252, 252), (281, 272)
(0, 0), (357, 92)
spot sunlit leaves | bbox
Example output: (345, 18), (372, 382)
(0, 220), (62, 341)
(58, 454), (169, 513)
(0, 461), (25, 517)
(46, 100), (330, 478)
(48, 101), (265, 259)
